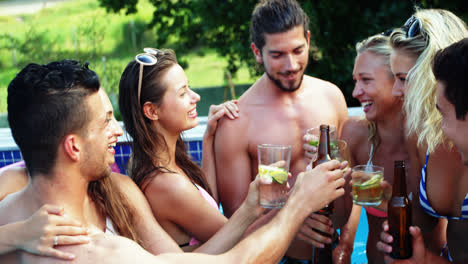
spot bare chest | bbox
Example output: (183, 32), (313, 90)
(245, 103), (339, 182)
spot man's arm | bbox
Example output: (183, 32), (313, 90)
(214, 115), (252, 217)
(221, 161), (346, 263)
(24, 161), (346, 264)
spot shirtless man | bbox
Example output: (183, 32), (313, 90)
(214, 0), (349, 262)
(0, 60), (348, 264)
(12, 158), (346, 264)
(0, 59), (313, 263)
(0, 60), (173, 263)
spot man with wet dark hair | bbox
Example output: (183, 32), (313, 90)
(0, 59), (348, 264)
(215, 0), (350, 262)
(0, 60), (141, 263)
(8, 60), (100, 177)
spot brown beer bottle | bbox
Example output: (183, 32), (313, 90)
(388, 160), (412, 259)
(311, 124), (333, 264)
(312, 124), (334, 215)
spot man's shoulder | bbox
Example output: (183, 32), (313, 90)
(303, 75), (343, 98)
(216, 110), (250, 135)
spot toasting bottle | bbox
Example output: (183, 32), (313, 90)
(312, 124), (334, 215)
(311, 124), (333, 264)
(388, 160), (412, 259)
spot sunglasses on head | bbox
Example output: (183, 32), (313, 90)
(402, 16), (421, 38)
(135, 48), (161, 103)
(380, 16), (423, 39)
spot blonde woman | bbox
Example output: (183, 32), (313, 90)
(377, 9), (468, 262)
(303, 33), (406, 263)
(339, 33), (407, 264)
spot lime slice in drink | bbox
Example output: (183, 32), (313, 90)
(258, 165), (288, 184)
(359, 174), (382, 189)
(309, 140), (338, 149)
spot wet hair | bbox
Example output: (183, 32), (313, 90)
(119, 49), (212, 195)
(7, 60), (142, 245)
(250, 0), (309, 52)
(355, 34), (394, 150)
(433, 38), (468, 120)
(8, 60), (98, 176)
(389, 8), (468, 152)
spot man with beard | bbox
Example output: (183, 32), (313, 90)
(214, 0), (349, 262)
(0, 59), (349, 264)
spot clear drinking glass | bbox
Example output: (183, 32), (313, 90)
(257, 144), (292, 209)
(351, 165), (385, 206)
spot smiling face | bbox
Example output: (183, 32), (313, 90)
(352, 50), (400, 121)
(390, 49), (418, 98)
(81, 89), (123, 179)
(156, 64), (200, 134)
(436, 82), (468, 165)
(253, 25), (310, 93)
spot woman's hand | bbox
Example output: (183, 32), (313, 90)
(17, 204), (90, 260)
(205, 100), (239, 138)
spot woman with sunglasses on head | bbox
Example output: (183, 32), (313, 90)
(118, 49), (266, 252)
(375, 9), (468, 263)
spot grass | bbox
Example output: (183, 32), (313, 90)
(0, 0), (257, 118)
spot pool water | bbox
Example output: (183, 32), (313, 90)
(352, 208), (369, 263)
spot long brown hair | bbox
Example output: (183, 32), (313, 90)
(88, 176), (143, 246)
(118, 49), (212, 195)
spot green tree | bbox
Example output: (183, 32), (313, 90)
(98, 0), (468, 106)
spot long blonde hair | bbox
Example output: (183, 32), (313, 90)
(390, 9), (468, 152)
(355, 34), (393, 149)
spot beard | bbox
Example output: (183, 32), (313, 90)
(81, 147), (112, 181)
(265, 68), (304, 93)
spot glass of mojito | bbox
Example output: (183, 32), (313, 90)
(351, 165), (384, 206)
(257, 144), (292, 209)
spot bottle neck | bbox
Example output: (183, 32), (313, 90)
(316, 128), (331, 160)
(392, 165), (407, 196)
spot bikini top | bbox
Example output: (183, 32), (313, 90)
(419, 151), (468, 220)
(179, 183), (219, 248)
